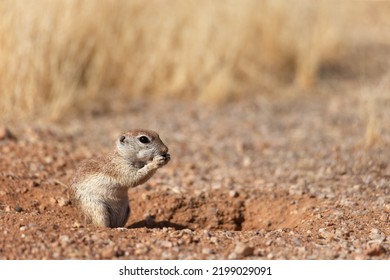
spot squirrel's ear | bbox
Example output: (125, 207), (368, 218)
(119, 135), (126, 144)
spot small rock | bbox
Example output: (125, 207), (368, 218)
(49, 198), (57, 205)
(57, 197), (70, 207)
(39, 205), (47, 212)
(135, 243), (149, 255)
(160, 241), (173, 248)
(210, 237), (218, 244)
(379, 213), (388, 222)
(15, 206), (23, 212)
(365, 243), (386, 257)
(162, 227), (169, 233)
(202, 248), (215, 255)
(353, 185), (361, 191)
(161, 251), (172, 259)
(289, 184), (303, 196)
(211, 182), (222, 190)
(90, 234), (99, 241)
(182, 229), (193, 235)
(19, 226), (27, 231)
(72, 221), (82, 228)
(318, 228), (332, 239)
(101, 247), (115, 259)
(59, 235), (71, 246)
(229, 190), (239, 198)
(171, 186), (182, 194)
(242, 157), (251, 167)
(228, 252), (238, 259)
(234, 242), (254, 258)
(369, 228), (385, 241)
(267, 253), (274, 259)
(44, 156), (54, 164)
(141, 193), (151, 201)
(292, 237), (302, 246)
(28, 181), (40, 188)
(115, 248), (125, 257)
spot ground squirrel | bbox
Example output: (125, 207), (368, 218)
(71, 129), (170, 228)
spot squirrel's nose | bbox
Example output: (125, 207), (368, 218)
(160, 146), (168, 156)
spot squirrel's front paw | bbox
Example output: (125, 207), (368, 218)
(152, 153), (170, 168)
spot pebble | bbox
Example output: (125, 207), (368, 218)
(369, 229), (385, 241)
(58, 197), (71, 207)
(19, 226), (27, 231)
(379, 213), (388, 222)
(101, 247), (115, 259)
(115, 248), (125, 257)
(242, 157), (251, 167)
(202, 248), (215, 255)
(229, 190), (239, 198)
(365, 243), (385, 257)
(228, 252), (238, 259)
(234, 242), (254, 258)
(28, 181), (40, 188)
(160, 241), (173, 248)
(210, 237), (218, 244)
(161, 227), (169, 233)
(39, 205), (47, 212)
(72, 222), (82, 228)
(318, 228), (332, 239)
(289, 184), (304, 196)
(353, 185), (361, 191)
(182, 229), (193, 235)
(135, 244), (149, 255)
(49, 198), (57, 205)
(292, 237), (302, 246)
(15, 206), (23, 212)
(59, 235), (71, 246)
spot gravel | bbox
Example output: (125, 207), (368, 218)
(0, 92), (390, 259)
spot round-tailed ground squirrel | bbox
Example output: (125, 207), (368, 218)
(71, 129), (170, 228)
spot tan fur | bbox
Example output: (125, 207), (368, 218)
(71, 129), (170, 228)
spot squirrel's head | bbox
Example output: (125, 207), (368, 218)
(116, 129), (168, 163)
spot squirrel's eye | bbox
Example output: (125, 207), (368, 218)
(138, 136), (150, 144)
(119, 135), (126, 144)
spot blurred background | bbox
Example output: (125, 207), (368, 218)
(0, 0), (389, 122)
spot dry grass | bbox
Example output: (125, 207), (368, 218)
(0, 0), (363, 121)
(359, 73), (390, 148)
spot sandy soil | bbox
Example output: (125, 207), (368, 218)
(1, 90), (390, 259)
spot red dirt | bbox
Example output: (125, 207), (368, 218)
(1, 93), (390, 259)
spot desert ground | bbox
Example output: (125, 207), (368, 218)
(1, 88), (390, 259)
(1, 1), (390, 260)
